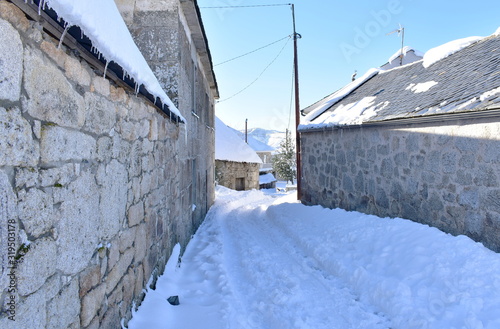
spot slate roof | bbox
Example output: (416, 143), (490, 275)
(303, 33), (500, 128)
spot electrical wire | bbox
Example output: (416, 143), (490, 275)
(217, 37), (291, 103)
(215, 35), (292, 66)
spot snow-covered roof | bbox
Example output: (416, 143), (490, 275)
(380, 46), (424, 71)
(215, 117), (263, 164)
(302, 68), (380, 122)
(300, 28), (500, 131)
(43, 0), (183, 121)
(259, 173), (277, 185)
(422, 36), (483, 68)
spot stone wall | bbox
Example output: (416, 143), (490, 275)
(216, 160), (260, 191)
(117, 0), (216, 229)
(0, 1), (215, 328)
(300, 117), (500, 252)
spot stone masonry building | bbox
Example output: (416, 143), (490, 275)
(0, 0), (217, 328)
(215, 117), (262, 191)
(300, 33), (500, 252)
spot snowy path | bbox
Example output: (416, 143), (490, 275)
(213, 191), (389, 328)
(127, 187), (500, 329)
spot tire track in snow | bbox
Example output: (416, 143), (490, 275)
(216, 192), (391, 329)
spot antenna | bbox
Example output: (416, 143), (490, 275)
(387, 24), (405, 66)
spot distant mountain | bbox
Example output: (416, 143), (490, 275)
(231, 128), (275, 152)
(242, 128), (286, 150)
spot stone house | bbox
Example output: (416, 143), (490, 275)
(0, 0), (217, 328)
(299, 32), (500, 252)
(215, 117), (262, 191)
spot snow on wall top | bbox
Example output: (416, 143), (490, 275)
(44, 0), (184, 121)
(215, 117), (263, 164)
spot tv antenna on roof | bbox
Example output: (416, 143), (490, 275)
(387, 24), (405, 66)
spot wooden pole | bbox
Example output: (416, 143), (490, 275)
(245, 118), (248, 144)
(292, 4), (302, 200)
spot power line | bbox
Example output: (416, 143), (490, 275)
(215, 35), (292, 66)
(217, 37), (291, 103)
(200, 4), (292, 9)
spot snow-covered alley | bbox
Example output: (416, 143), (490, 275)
(127, 187), (500, 329)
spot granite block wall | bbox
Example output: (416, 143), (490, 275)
(118, 0), (216, 229)
(301, 118), (500, 252)
(215, 160), (261, 191)
(0, 1), (215, 327)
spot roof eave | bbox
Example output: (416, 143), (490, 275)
(180, 0), (219, 99)
(300, 107), (500, 133)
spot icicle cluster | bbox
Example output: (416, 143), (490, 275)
(31, 0), (184, 122)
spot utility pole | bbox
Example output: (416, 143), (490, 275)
(245, 118), (248, 144)
(291, 4), (302, 200)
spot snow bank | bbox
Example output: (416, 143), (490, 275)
(43, 0), (183, 120)
(215, 117), (262, 164)
(422, 36), (483, 68)
(126, 244), (181, 329)
(266, 200), (500, 329)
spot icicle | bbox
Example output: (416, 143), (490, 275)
(58, 24), (70, 49)
(103, 60), (109, 78)
(135, 82), (140, 96)
(38, 0), (45, 15)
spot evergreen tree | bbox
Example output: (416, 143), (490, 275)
(272, 130), (296, 184)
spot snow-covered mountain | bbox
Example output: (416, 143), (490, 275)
(240, 128), (286, 150)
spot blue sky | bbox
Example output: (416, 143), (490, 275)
(198, 0), (499, 132)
